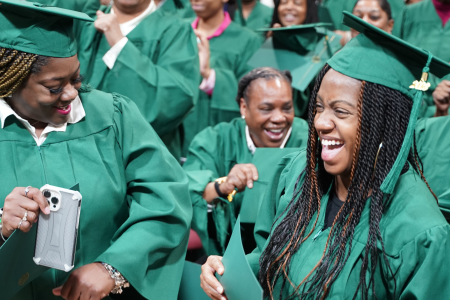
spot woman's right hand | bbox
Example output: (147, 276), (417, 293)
(2, 187), (50, 238)
(219, 163), (259, 195)
(200, 255), (227, 300)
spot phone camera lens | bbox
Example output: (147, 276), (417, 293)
(51, 197), (59, 205)
(43, 190), (51, 198)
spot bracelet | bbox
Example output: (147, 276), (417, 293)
(214, 177), (238, 202)
(102, 262), (129, 294)
(214, 181), (228, 198)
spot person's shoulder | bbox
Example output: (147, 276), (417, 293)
(292, 117), (309, 130)
(416, 116), (450, 149)
(381, 166), (448, 252)
(226, 21), (260, 41)
(256, 1), (273, 14)
(191, 118), (244, 144)
(402, 0), (434, 20)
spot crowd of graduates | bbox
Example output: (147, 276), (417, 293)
(2, 0), (450, 298)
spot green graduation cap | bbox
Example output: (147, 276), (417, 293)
(247, 23), (341, 92)
(328, 11), (450, 194)
(0, 0), (93, 58)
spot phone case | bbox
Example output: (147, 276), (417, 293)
(33, 185), (82, 272)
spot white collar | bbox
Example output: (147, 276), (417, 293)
(111, 0), (157, 36)
(0, 96), (86, 146)
(245, 125), (292, 155)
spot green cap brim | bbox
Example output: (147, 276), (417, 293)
(0, 0), (93, 21)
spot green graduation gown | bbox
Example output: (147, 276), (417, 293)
(183, 117), (309, 255)
(160, 0), (196, 19)
(3, 87), (192, 300)
(246, 150), (450, 299)
(234, 2), (273, 40)
(394, 0), (450, 116)
(74, 6), (200, 159)
(415, 116), (450, 220)
(322, 0), (404, 31)
(182, 21), (261, 154)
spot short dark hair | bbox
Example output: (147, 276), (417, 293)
(236, 67), (293, 105)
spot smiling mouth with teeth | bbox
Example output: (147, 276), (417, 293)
(321, 139), (344, 146)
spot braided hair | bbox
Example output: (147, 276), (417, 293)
(236, 67), (292, 106)
(270, 0), (319, 27)
(258, 64), (436, 300)
(0, 47), (48, 98)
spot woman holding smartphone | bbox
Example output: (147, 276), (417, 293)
(0, 1), (191, 300)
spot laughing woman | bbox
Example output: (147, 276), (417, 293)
(183, 68), (309, 256)
(0, 2), (191, 300)
(200, 13), (450, 300)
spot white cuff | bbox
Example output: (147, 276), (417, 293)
(102, 37), (128, 69)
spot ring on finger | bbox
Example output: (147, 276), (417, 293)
(24, 186), (32, 198)
(18, 219), (23, 229)
(22, 210), (28, 221)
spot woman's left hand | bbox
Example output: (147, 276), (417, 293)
(52, 262), (115, 300)
(194, 30), (212, 79)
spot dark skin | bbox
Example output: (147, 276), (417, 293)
(277, 0), (307, 27)
(3, 55), (115, 300)
(202, 77), (294, 207)
(351, 0), (394, 38)
(199, 70), (362, 300)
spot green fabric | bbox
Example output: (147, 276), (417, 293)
(26, 0), (98, 12)
(234, 2), (273, 40)
(394, 0), (450, 112)
(0, 0), (92, 57)
(160, 0), (196, 19)
(183, 117), (309, 255)
(248, 24), (341, 117)
(239, 148), (302, 223)
(321, 0), (404, 31)
(1, 87), (192, 300)
(178, 261), (210, 300)
(218, 217), (263, 300)
(328, 11), (450, 194)
(246, 150), (450, 298)
(74, 6), (200, 159)
(182, 21), (261, 155)
(415, 116), (450, 220)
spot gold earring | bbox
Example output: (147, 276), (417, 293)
(372, 142), (383, 178)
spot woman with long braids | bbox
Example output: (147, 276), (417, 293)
(184, 67), (309, 257)
(0, 2), (191, 299)
(200, 12), (450, 299)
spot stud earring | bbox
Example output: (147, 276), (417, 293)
(241, 115), (245, 119)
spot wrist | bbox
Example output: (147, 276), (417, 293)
(101, 262), (129, 294)
(201, 68), (211, 79)
(435, 108), (449, 117)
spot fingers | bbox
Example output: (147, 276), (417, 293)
(243, 164), (258, 188)
(200, 256), (225, 300)
(273, 23), (282, 28)
(25, 187), (50, 215)
(96, 10), (105, 17)
(228, 164), (259, 190)
(52, 286), (62, 296)
(60, 277), (74, 300)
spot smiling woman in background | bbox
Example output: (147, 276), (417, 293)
(183, 67), (309, 256)
(269, 0), (318, 28)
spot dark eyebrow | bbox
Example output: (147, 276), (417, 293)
(329, 99), (357, 108)
(45, 63), (81, 81)
(317, 94), (324, 102)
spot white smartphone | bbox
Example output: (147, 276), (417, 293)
(33, 184), (82, 272)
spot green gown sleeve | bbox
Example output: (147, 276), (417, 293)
(182, 127), (231, 255)
(210, 33), (262, 122)
(246, 151), (306, 276)
(112, 21), (200, 137)
(94, 94), (192, 299)
(395, 225), (450, 299)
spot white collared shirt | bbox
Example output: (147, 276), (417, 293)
(245, 125), (292, 155)
(102, 0), (163, 69)
(0, 97), (86, 146)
